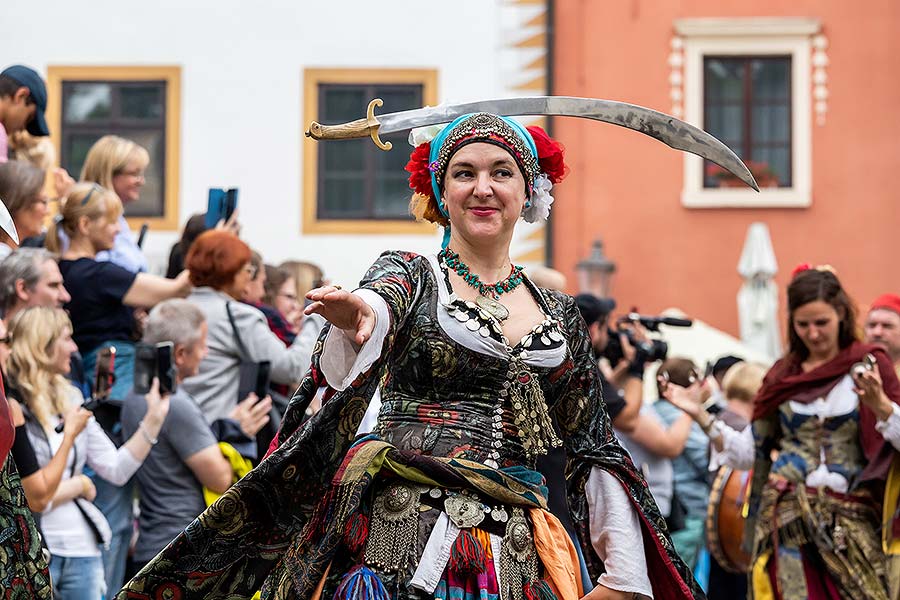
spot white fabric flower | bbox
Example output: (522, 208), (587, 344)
(408, 124), (446, 147)
(522, 173), (554, 223)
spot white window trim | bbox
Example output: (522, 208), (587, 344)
(676, 18), (820, 208)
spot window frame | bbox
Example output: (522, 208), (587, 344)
(46, 65), (181, 230)
(302, 68), (438, 234)
(676, 19), (817, 208)
(702, 54), (793, 189)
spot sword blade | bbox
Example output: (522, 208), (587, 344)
(376, 96), (758, 191)
(0, 201), (18, 245)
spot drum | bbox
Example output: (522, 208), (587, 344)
(705, 465), (751, 573)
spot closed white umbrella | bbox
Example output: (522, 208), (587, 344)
(737, 223), (782, 361)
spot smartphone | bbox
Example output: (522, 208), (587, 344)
(205, 188), (239, 229)
(136, 223), (149, 248)
(254, 361), (271, 399)
(94, 346), (117, 401)
(156, 342), (177, 395)
(133, 343), (157, 395)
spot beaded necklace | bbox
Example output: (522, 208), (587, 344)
(438, 247), (524, 321)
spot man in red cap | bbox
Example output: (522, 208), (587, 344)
(865, 299), (900, 600)
(865, 293), (900, 374)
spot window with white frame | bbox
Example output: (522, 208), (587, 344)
(674, 18), (820, 208)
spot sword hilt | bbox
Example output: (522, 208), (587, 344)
(305, 98), (392, 151)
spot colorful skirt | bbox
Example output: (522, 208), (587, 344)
(750, 475), (889, 600)
(261, 438), (582, 600)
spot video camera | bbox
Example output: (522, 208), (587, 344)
(602, 313), (693, 366)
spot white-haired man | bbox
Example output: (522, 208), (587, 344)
(121, 299), (271, 573)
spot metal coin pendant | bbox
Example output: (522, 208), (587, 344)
(475, 295), (510, 322)
(444, 494), (486, 529)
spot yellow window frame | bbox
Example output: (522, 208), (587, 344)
(45, 65), (182, 231)
(302, 68), (439, 235)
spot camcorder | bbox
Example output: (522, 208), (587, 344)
(602, 312), (693, 366)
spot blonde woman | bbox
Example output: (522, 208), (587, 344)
(8, 131), (75, 200)
(46, 183), (189, 398)
(277, 259), (327, 359)
(46, 182), (189, 594)
(79, 135), (151, 273)
(8, 306), (169, 600)
(279, 261), (323, 309)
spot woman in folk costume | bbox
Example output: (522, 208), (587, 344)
(745, 265), (900, 600)
(117, 105), (744, 600)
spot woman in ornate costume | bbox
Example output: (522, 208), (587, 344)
(119, 112), (704, 600)
(741, 266), (900, 599)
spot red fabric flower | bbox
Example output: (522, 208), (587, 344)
(791, 263), (812, 279)
(527, 125), (569, 184)
(405, 142), (434, 199)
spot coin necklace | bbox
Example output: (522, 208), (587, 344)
(439, 247), (525, 322)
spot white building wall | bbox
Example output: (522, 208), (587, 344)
(1, 0), (547, 284)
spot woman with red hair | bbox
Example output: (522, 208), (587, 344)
(182, 230), (318, 429)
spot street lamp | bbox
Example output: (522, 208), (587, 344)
(575, 239), (617, 298)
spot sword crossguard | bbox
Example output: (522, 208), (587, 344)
(305, 98), (392, 151)
(366, 99), (391, 151)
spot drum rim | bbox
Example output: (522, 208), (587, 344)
(705, 465), (750, 574)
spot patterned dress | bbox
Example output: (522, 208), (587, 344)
(118, 251), (703, 600)
(748, 355), (900, 600)
(0, 456), (52, 598)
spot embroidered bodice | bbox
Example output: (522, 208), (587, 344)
(375, 255), (569, 469)
(770, 375), (865, 489)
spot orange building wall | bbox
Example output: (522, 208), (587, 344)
(552, 0), (900, 335)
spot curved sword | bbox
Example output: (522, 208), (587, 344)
(306, 96), (759, 191)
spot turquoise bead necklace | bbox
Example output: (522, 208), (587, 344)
(438, 247), (525, 321)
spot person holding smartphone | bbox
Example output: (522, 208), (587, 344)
(46, 183), (191, 594)
(740, 266), (900, 599)
(6, 306), (169, 600)
(121, 299), (270, 574)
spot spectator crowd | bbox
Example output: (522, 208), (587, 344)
(1, 64), (326, 599)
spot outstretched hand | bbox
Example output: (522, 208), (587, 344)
(662, 380), (705, 419)
(304, 285), (376, 346)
